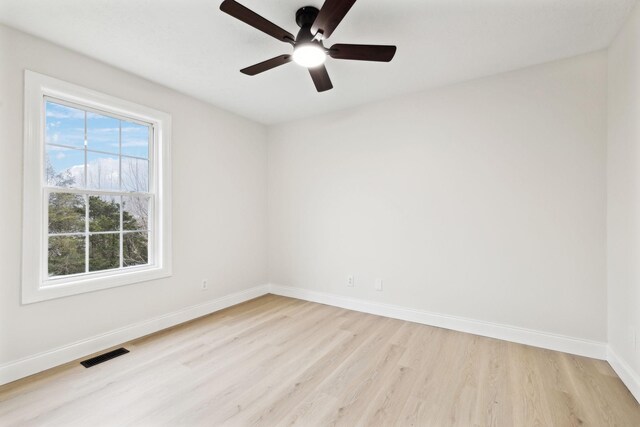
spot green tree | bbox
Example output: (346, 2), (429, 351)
(87, 196), (148, 271)
(48, 236), (84, 276)
(47, 160), (86, 276)
(47, 157), (149, 277)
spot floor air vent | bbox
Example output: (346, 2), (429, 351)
(80, 347), (129, 368)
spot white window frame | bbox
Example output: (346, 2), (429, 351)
(22, 70), (172, 304)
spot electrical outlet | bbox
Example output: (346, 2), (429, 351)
(201, 279), (208, 291)
(375, 279), (383, 291)
(347, 275), (354, 287)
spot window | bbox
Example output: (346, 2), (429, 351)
(23, 71), (171, 303)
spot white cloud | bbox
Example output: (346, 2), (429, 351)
(46, 133), (60, 144)
(46, 109), (84, 119)
(89, 127), (120, 133)
(61, 156), (147, 192)
(121, 139), (148, 148)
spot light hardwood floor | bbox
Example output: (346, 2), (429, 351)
(1, 294), (639, 426)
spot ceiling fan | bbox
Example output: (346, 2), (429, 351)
(219, 0), (397, 92)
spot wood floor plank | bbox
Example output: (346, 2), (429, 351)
(507, 342), (555, 426)
(0, 295), (638, 426)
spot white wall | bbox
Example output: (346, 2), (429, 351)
(608, 1), (640, 391)
(268, 52), (608, 342)
(0, 21), (616, 386)
(0, 25), (268, 367)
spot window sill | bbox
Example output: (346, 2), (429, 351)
(22, 266), (172, 304)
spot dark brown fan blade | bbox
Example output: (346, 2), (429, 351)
(308, 65), (333, 92)
(220, 0), (294, 44)
(329, 44), (397, 62)
(310, 0), (357, 40)
(240, 55), (292, 75)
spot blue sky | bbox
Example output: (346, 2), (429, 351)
(46, 101), (150, 157)
(45, 101), (150, 190)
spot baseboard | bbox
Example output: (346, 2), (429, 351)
(607, 346), (640, 404)
(268, 284), (607, 360)
(0, 283), (613, 388)
(0, 284), (270, 386)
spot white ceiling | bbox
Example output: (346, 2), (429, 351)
(1, 0), (637, 124)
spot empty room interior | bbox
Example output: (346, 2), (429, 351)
(2, 0), (640, 425)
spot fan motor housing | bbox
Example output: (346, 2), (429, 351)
(295, 6), (319, 28)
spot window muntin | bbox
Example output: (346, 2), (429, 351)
(44, 98), (153, 283)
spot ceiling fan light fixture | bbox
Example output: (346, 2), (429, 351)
(292, 43), (326, 68)
(220, 0), (397, 92)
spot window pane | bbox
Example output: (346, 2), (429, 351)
(121, 158), (148, 192)
(89, 233), (120, 272)
(48, 235), (85, 277)
(87, 112), (119, 154)
(46, 146), (85, 188)
(89, 195), (120, 232)
(121, 121), (149, 159)
(123, 232), (148, 267)
(123, 196), (149, 231)
(87, 151), (120, 190)
(48, 193), (85, 234)
(45, 101), (85, 149)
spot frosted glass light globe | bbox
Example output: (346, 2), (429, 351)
(293, 44), (326, 68)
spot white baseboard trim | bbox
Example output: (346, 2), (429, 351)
(0, 284), (270, 386)
(607, 346), (640, 404)
(0, 283), (615, 390)
(268, 284), (607, 360)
